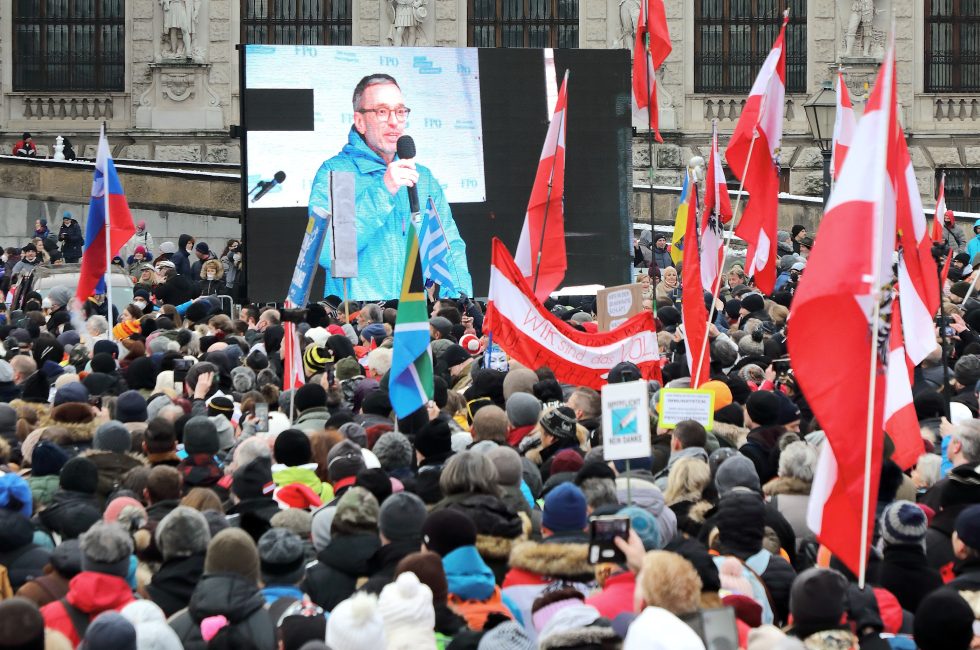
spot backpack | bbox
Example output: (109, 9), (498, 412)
(713, 550), (776, 625)
(59, 598), (91, 639)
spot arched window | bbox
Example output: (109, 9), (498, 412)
(468, 0), (578, 48)
(242, 0), (352, 45)
(695, 0), (806, 94)
(14, 0), (125, 92)
(925, 0), (980, 92)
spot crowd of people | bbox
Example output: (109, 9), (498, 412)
(0, 214), (977, 650)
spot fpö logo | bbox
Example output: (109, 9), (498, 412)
(335, 51), (359, 63)
(379, 55), (399, 67)
(460, 178), (478, 189)
(413, 56), (442, 74)
(423, 117), (442, 129)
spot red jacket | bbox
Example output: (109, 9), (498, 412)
(585, 571), (636, 620)
(40, 572), (135, 646)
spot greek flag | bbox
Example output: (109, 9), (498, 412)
(419, 197), (456, 292)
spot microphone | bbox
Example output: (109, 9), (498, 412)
(396, 136), (420, 215)
(250, 171), (286, 203)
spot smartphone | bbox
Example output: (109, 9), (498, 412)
(681, 608), (739, 650)
(173, 358), (191, 394)
(588, 515), (630, 564)
(255, 402), (269, 433)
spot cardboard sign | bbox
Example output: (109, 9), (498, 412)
(601, 380), (652, 461)
(597, 283), (644, 331)
(657, 388), (715, 430)
(329, 171), (358, 279)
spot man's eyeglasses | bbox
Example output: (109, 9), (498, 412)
(358, 106), (411, 122)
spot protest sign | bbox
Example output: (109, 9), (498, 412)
(657, 388), (715, 430)
(597, 283), (644, 331)
(601, 380), (651, 461)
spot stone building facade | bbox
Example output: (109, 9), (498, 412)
(1, 0), (977, 223)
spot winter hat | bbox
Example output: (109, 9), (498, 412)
(477, 621), (534, 650)
(542, 483), (588, 533)
(339, 422), (368, 448)
(31, 440), (69, 477)
(429, 317), (453, 340)
(486, 445), (523, 486)
(335, 357), (362, 382)
(914, 588), (975, 650)
(206, 396), (233, 418)
(540, 406), (579, 442)
(303, 346), (333, 377)
(183, 416), (220, 455)
(354, 468), (391, 505)
(0, 473), (32, 518)
(379, 491), (427, 542)
(116, 390), (148, 423)
(48, 284), (73, 309)
(741, 293), (765, 314)
(51, 538), (83, 579)
(306, 327), (330, 347)
(327, 439), (366, 484)
(60, 456), (99, 494)
(258, 528), (306, 585)
(156, 506), (211, 561)
(539, 604), (608, 648)
(232, 457), (275, 500)
(880, 500), (928, 547)
(413, 418), (453, 458)
(531, 587), (587, 633)
(745, 390), (780, 427)
(621, 506), (660, 550)
(789, 567), (848, 631)
(94, 420), (132, 454)
(503, 367), (539, 399)
(715, 454), (761, 495)
(378, 571), (435, 633)
(506, 392), (542, 428)
(119, 600), (184, 650)
(551, 449), (585, 475)
(607, 361), (642, 384)
(422, 509), (477, 557)
(326, 592), (386, 650)
(275, 483), (323, 511)
(955, 354), (980, 387)
(81, 522), (134, 578)
(334, 486), (380, 531)
(103, 497), (147, 531)
(715, 490), (766, 556)
(275, 429), (313, 467)
(147, 395), (173, 421)
(294, 383), (327, 413)
(270, 508), (313, 540)
(373, 432), (413, 471)
(209, 415), (235, 452)
(0, 597), (45, 650)
(54, 381), (89, 406)
(78, 611), (137, 650)
(623, 606), (704, 650)
(701, 380), (733, 411)
(954, 503), (980, 548)
(204, 528), (260, 585)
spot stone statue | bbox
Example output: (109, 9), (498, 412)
(160, 0), (199, 58)
(387, 0), (427, 47)
(845, 0), (876, 57)
(688, 156), (706, 184)
(617, 0), (640, 49)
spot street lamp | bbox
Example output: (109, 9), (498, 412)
(803, 80), (837, 207)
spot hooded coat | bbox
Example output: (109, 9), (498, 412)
(443, 544), (517, 631)
(169, 574), (275, 650)
(0, 511), (51, 590)
(37, 489), (101, 541)
(877, 543), (943, 613)
(431, 492), (525, 584)
(58, 220), (84, 261)
(146, 552), (207, 618)
(81, 449), (148, 503)
(303, 532), (381, 611)
(196, 259), (225, 297)
(40, 571), (135, 646)
(174, 234), (195, 279)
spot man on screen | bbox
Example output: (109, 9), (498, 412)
(311, 73), (473, 301)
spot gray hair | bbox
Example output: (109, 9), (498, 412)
(580, 478), (618, 510)
(777, 441), (816, 482)
(352, 73), (400, 111)
(362, 303), (383, 324)
(439, 450), (499, 497)
(914, 453), (942, 489)
(86, 315), (109, 336)
(234, 437), (272, 471)
(953, 420), (980, 464)
(157, 404), (185, 423)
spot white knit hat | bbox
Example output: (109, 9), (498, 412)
(378, 571), (436, 635)
(326, 592), (386, 650)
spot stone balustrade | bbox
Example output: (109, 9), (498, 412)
(933, 96), (980, 121)
(19, 95), (116, 120)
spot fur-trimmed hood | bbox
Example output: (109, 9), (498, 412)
(539, 622), (619, 650)
(712, 421), (749, 448)
(508, 540), (593, 581)
(199, 258), (224, 280)
(476, 510), (532, 560)
(763, 476), (811, 497)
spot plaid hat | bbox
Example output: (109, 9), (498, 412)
(540, 406), (578, 442)
(542, 483), (588, 533)
(335, 486), (380, 531)
(880, 500), (928, 546)
(955, 504), (980, 549)
(327, 439), (366, 484)
(422, 509), (477, 557)
(258, 528), (306, 585)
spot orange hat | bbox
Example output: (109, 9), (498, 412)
(702, 380), (733, 412)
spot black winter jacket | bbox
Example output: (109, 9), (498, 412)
(147, 553), (206, 618)
(304, 533), (381, 611)
(878, 544), (943, 613)
(169, 573), (275, 650)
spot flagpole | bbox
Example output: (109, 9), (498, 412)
(858, 35), (895, 591)
(102, 124), (115, 339)
(647, 47), (655, 256)
(532, 70), (569, 296)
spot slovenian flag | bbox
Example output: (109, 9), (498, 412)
(76, 125), (136, 303)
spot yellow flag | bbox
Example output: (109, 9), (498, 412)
(670, 171), (690, 265)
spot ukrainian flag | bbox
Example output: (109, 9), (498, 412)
(670, 171), (691, 265)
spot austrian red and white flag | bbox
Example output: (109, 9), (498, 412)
(516, 70), (569, 302)
(701, 121), (731, 294)
(282, 301), (305, 392)
(486, 238), (661, 390)
(796, 43), (897, 580)
(931, 172), (947, 243)
(681, 185), (710, 386)
(728, 11), (787, 295)
(884, 291), (925, 470)
(831, 70), (856, 181)
(632, 0), (672, 141)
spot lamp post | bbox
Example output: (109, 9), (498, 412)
(803, 81), (837, 207)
